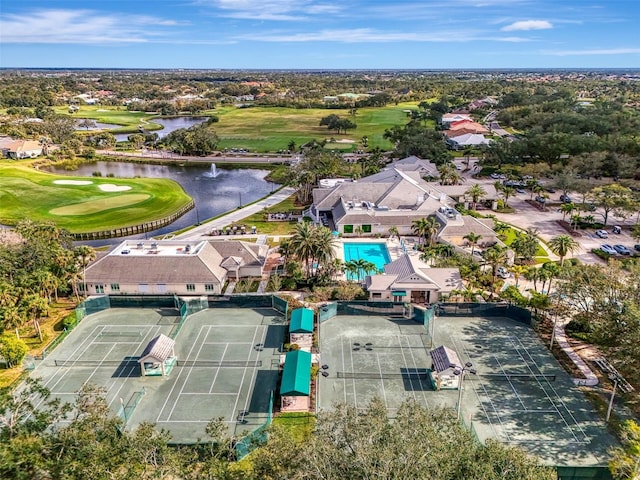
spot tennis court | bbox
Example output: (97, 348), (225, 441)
(317, 315), (442, 416)
(431, 314), (616, 466)
(31, 306), (286, 442)
(318, 312), (615, 467)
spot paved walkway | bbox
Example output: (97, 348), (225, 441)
(554, 317), (599, 386)
(173, 187), (296, 241)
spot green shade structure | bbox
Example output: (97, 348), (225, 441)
(280, 350), (312, 396)
(290, 308), (314, 333)
(391, 291), (407, 296)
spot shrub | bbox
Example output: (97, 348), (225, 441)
(0, 335), (29, 368)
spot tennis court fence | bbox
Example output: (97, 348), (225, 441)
(54, 359), (262, 368)
(336, 371), (556, 382)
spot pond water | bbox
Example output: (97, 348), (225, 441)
(50, 161), (278, 245)
(75, 120), (122, 131)
(113, 117), (208, 142)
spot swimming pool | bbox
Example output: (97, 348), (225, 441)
(343, 242), (391, 279)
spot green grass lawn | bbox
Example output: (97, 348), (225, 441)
(0, 161), (193, 233)
(237, 195), (306, 236)
(501, 226), (549, 260)
(53, 102), (419, 153)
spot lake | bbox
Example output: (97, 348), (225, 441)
(113, 117), (208, 142)
(50, 161), (278, 245)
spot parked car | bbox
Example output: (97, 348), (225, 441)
(600, 244), (617, 255)
(612, 225), (622, 234)
(595, 230), (609, 238)
(634, 244), (640, 252)
(560, 194), (572, 203)
(496, 266), (510, 279)
(535, 195), (546, 203)
(516, 188), (526, 194)
(613, 244), (631, 255)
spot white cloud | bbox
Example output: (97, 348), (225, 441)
(198, 0), (342, 21)
(237, 28), (530, 43)
(0, 9), (181, 44)
(501, 20), (553, 31)
(545, 47), (640, 56)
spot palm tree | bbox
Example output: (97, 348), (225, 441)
(548, 235), (580, 266)
(344, 260), (360, 282)
(500, 186), (516, 206)
(345, 259), (377, 283)
(463, 232), (483, 255)
(482, 245), (508, 293)
(75, 245), (96, 297)
(388, 226), (399, 241)
(289, 222), (336, 279)
(509, 264), (528, 289)
(559, 202), (575, 221)
(412, 217), (441, 247)
(464, 184), (487, 210)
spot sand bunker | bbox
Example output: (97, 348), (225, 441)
(334, 139), (355, 143)
(98, 184), (132, 192)
(53, 180), (93, 186)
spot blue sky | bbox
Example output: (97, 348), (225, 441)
(1, 0), (639, 69)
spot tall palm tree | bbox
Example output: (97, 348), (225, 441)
(463, 232), (483, 255)
(388, 226), (399, 241)
(509, 264), (528, 289)
(548, 235), (580, 266)
(289, 222), (336, 279)
(482, 245), (508, 293)
(559, 203), (575, 222)
(500, 186), (516, 206)
(75, 245), (96, 297)
(412, 217), (441, 247)
(464, 184), (487, 210)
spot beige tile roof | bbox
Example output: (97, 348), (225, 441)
(208, 240), (267, 266)
(439, 216), (497, 239)
(139, 334), (175, 362)
(86, 241), (227, 284)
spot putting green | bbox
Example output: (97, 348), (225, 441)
(0, 163), (193, 233)
(50, 194), (151, 216)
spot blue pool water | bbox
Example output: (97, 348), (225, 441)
(343, 242), (391, 279)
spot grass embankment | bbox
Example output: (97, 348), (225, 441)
(0, 161), (193, 233)
(501, 226), (550, 263)
(54, 102), (419, 153)
(232, 195), (305, 236)
(0, 300), (76, 389)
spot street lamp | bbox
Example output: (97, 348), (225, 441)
(451, 361), (477, 420)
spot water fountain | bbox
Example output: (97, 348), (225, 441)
(203, 163), (220, 178)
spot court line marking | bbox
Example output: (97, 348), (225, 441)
(400, 334), (430, 407)
(493, 355), (527, 410)
(239, 325), (267, 417)
(376, 353), (388, 408)
(167, 325), (212, 421)
(348, 337), (358, 409)
(230, 324), (263, 422)
(509, 335), (589, 443)
(340, 336), (347, 404)
(208, 343), (229, 394)
(449, 334), (510, 442)
(396, 335), (418, 402)
(156, 325), (207, 422)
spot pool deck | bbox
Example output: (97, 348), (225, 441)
(334, 237), (420, 280)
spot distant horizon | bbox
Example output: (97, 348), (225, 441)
(1, 0), (639, 69)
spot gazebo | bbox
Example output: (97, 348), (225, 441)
(138, 334), (176, 377)
(289, 308), (314, 351)
(280, 350), (312, 412)
(429, 345), (462, 390)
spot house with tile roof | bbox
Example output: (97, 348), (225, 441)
(82, 239), (266, 296)
(446, 133), (491, 150)
(365, 253), (463, 305)
(2, 139), (43, 159)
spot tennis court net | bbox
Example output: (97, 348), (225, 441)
(470, 373), (557, 382)
(337, 370), (429, 380)
(54, 359), (263, 368)
(98, 331), (142, 338)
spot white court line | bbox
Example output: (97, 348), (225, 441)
(375, 353), (388, 407)
(449, 334), (510, 442)
(208, 343), (229, 394)
(107, 325), (160, 409)
(80, 344), (117, 389)
(340, 337), (347, 404)
(240, 326), (268, 417)
(92, 341), (141, 344)
(493, 355), (527, 410)
(156, 325), (207, 422)
(348, 338), (358, 409)
(181, 392), (238, 395)
(509, 336), (589, 443)
(230, 324), (262, 422)
(400, 334), (430, 407)
(203, 342), (253, 345)
(166, 326), (212, 421)
(395, 335), (418, 401)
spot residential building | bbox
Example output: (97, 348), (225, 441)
(82, 239), (267, 296)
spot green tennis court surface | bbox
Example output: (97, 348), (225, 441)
(318, 313), (616, 468)
(30, 307), (286, 442)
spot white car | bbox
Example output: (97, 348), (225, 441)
(496, 266), (510, 279)
(600, 244), (617, 255)
(595, 230), (608, 239)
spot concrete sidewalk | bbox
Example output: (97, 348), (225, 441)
(172, 187), (296, 241)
